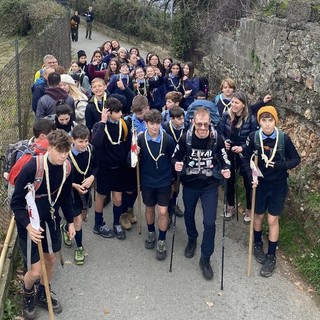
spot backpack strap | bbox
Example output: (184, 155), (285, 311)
(34, 155), (45, 192)
(34, 156), (71, 193)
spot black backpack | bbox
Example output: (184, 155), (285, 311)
(199, 76), (209, 99)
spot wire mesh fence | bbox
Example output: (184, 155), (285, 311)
(0, 15), (71, 244)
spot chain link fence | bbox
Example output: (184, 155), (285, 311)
(0, 15), (71, 246)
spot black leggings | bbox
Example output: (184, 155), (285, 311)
(226, 153), (252, 210)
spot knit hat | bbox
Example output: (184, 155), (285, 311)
(60, 74), (75, 85)
(257, 106), (278, 126)
(77, 50), (87, 59)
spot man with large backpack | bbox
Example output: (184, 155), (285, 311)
(173, 107), (231, 280)
(10, 129), (74, 319)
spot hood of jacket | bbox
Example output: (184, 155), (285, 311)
(45, 87), (69, 101)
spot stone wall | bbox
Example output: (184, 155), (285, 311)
(203, 3), (320, 171)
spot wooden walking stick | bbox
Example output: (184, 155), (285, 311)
(25, 186), (54, 319)
(38, 241), (55, 320)
(221, 178), (228, 290)
(247, 151), (259, 277)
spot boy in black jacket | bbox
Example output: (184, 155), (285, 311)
(138, 109), (175, 260)
(11, 130), (74, 318)
(243, 106), (300, 277)
(91, 97), (131, 240)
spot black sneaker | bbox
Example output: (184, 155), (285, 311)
(113, 224), (126, 240)
(173, 205), (184, 217)
(260, 254), (276, 277)
(199, 255), (214, 280)
(23, 295), (36, 320)
(93, 223), (115, 238)
(184, 239), (197, 258)
(254, 242), (267, 264)
(36, 288), (62, 314)
(156, 240), (167, 260)
(145, 232), (156, 249)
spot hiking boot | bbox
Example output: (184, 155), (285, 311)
(260, 254), (276, 277)
(173, 205), (184, 217)
(74, 247), (85, 265)
(199, 255), (214, 280)
(36, 287), (62, 314)
(145, 231), (156, 249)
(114, 224), (126, 240)
(224, 206), (235, 221)
(120, 213), (132, 230)
(93, 223), (115, 238)
(156, 240), (167, 260)
(243, 209), (251, 224)
(60, 223), (72, 247)
(127, 208), (137, 224)
(23, 294), (36, 320)
(254, 242), (267, 264)
(184, 239), (197, 259)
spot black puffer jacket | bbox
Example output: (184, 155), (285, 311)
(221, 111), (258, 150)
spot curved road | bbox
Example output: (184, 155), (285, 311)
(37, 24), (320, 320)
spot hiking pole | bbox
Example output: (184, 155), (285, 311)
(25, 185), (54, 319)
(221, 178), (228, 290)
(247, 151), (258, 277)
(38, 241), (55, 320)
(234, 153), (239, 222)
(169, 172), (181, 272)
(136, 158), (142, 235)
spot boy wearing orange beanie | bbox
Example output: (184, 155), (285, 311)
(243, 106), (300, 277)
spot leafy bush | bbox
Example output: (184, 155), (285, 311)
(0, 0), (65, 37)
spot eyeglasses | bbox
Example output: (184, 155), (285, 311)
(194, 122), (210, 129)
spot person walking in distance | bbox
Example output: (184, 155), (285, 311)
(84, 6), (94, 40)
(172, 107), (231, 280)
(70, 10), (80, 42)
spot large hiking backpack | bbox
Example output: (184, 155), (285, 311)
(3, 139), (31, 181)
(186, 102), (221, 128)
(199, 76), (209, 99)
(7, 154), (71, 201)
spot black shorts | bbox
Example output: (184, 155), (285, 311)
(141, 185), (171, 207)
(96, 167), (125, 195)
(17, 217), (62, 265)
(255, 180), (288, 216)
(72, 190), (92, 217)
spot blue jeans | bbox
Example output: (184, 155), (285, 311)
(183, 186), (218, 258)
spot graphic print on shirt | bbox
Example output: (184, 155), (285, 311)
(186, 148), (214, 177)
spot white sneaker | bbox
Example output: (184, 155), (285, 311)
(224, 206), (235, 221)
(243, 209), (251, 224)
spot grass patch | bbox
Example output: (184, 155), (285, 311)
(236, 175), (320, 295)
(3, 253), (24, 319)
(280, 215), (320, 294)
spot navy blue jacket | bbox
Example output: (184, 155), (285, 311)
(138, 132), (175, 188)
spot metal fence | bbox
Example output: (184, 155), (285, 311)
(0, 15), (71, 241)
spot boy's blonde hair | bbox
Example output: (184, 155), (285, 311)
(220, 78), (236, 91)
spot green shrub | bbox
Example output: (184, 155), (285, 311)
(0, 0), (65, 37)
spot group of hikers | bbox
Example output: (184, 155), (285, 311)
(7, 28), (301, 319)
